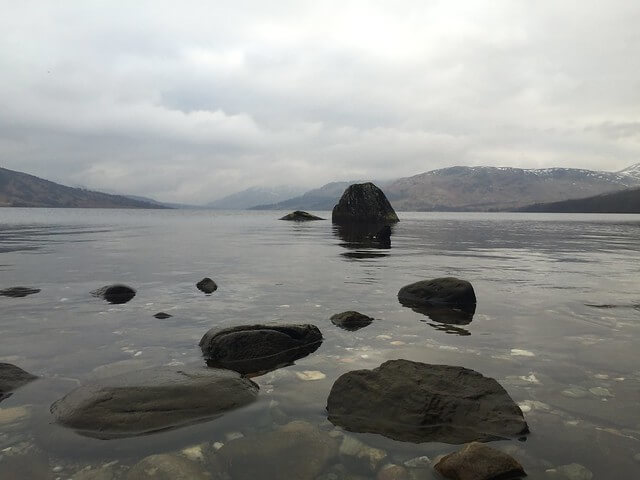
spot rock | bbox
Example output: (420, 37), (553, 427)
(330, 311), (374, 331)
(398, 278), (476, 324)
(196, 277), (217, 294)
(211, 420), (338, 480)
(153, 312), (172, 319)
(296, 370), (327, 381)
(199, 323), (323, 375)
(339, 435), (387, 473)
(326, 359), (528, 444)
(377, 464), (409, 480)
(332, 183), (399, 224)
(0, 363), (37, 403)
(91, 284), (136, 304)
(0, 287), (40, 298)
(72, 465), (117, 480)
(434, 442), (526, 480)
(553, 463), (593, 480)
(280, 210), (324, 221)
(50, 364), (258, 439)
(403, 456), (431, 469)
(126, 454), (209, 480)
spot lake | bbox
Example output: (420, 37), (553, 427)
(1, 208), (639, 479)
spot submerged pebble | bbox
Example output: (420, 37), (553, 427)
(296, 370), (326, 381)
(511, 349), (535, 357)
(588, 387), (613, 397)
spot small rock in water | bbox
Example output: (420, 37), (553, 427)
(561, 386), (588, 399)
(0, 287), (40, 298)
(71, 464), (117, 480)
(0, 363), (38, 403)
(153, 312), (172, 319)
(377, 464), (409, 480)
(434, 442), (526, 480)
(552, 463), (593, 480)
(339, 435), (387, 473)
(196, 277), (217, 294)
(296, 370), (326, 381)
(180, 444), (205, 462)
(279, 210), (324, 221)
(0, 406), (30, 425)
(126, 454), (209, 480)
(330, 311), (374, 331)
(403, 456), (431, 468)
(511, 349), (535, 357)
(225, 431), (244, 441)
(91, 285), (136, 304)
(588, 387), (613, 397)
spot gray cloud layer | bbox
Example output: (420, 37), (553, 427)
(1, 1), (639, 203)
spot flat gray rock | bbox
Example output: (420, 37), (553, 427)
(326, 359), (528, 444)
(50, 365), (258, 439)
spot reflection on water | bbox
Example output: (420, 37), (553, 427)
(334, 223), (394, 261)
(0, 209), (639, 478)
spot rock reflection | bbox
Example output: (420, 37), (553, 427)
(334, 223), (394, 261)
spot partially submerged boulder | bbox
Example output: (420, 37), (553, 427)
(434, 442), (526, 480)
(91, 284), (136, 304)
(211, 421), (338, 480)
(280, 211), (324, 221)
(196, 277), (217, 294)
(332, 183), (399, 224)
(326, 359), (528, 444)
(50, 365), (258, 439)
(0, 363), (37, 403)
(0, 287), (40, 298)
(200, 324), (323, 375)
(398, 277), (476, 323)
(330, 311), (374, 331)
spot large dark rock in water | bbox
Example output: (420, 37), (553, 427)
(330, 311), (374, 331)
(326, 359), (528, 444)
(196, 277), (218, 294)
(434, 442), (526, 480)
(280, 210), (324, 221)
(50, 365), (258, 439)
(0, 363), (37, 403)
(332, 183), (399, 224)
(91, 284), (136, 304)
(398, 277), (476, 316)
(0, 287), (40, 298)
(200, 324), (323, 375)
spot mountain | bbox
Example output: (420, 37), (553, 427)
(207, 185), (306, 210)
(0, 167), (165, 208)
(618, 162), (640, 182)
(381, 165), (640, 211)
(250, 181), (358, 211)
(519, 186), (640, 213)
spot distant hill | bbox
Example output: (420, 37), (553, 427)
(519, 186), (640, 213)
(382, 165), (640, 211)
(250, 181), (359, 211)
(207, 185), (305, 210)
(0, 167), (166, 208)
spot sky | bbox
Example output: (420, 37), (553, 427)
(1, 1), (639, 204)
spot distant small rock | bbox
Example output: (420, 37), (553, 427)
(91, 284), (136, 304)
(434, 442), (526, 480)
(332, 183), (399, 224)
(153, 312), (172, 319)
(0, 286), (40, 298)
(330, 311), (374, 331)
(280, 210), (324, 221)
(196, 277), (217, 294)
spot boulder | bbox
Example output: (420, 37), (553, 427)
(196, 277), (217, 294)
(91, 284), (136, 304)
(326, 359), (528, 444)
(434, 442), (526, 480)
(280, 210), (324, 221)
(398, 277), (476, 319)
(211, 421), (338, 480)
(0, 363), (37, 403)
(332, 183), (399, 224)
(0, 287), (40, 298)
(200, 324), (323, 375)
(50, 364), (258, 439)
(330, 311), (374, 331)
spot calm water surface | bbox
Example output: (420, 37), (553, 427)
(1, 209), (639, 478)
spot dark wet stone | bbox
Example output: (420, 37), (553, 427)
(398, 277), (476, 312)
(434, 442), (526, 480)
(0, 363), (38, 403)
(196, 277), (217, 294)
(332, 183), (399, 224)
(91, 284), (136, 304)
(0, 287), (40, 298)
(330, 311), (374, 331)
(153, 312), (172, 319)
(280, 210), (324, 221)
(326, 359), (529, 444)
(200, 324), (323, 375)
(50, 364), (258, 439)
(211, 421), (338, 480)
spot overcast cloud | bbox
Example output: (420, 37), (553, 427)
(1, 1), (639, 203)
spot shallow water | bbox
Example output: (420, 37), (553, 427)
(1, 209), (639, 478)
